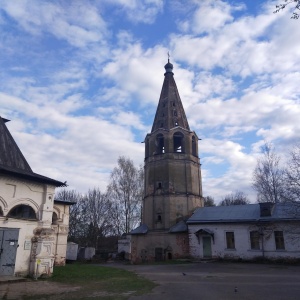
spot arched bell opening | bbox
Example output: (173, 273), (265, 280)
(173, 132), (184, 153)
(156, 133), (165, 154)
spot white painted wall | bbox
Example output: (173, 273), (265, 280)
(189, 222), (300, 261)
(0, 175), (68, 277)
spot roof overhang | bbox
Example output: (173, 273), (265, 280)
(194, 228), (215, 242)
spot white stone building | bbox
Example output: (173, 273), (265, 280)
(187, 202), (300, 261)
(0, 116), (72, 277)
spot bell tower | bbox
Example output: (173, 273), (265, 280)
(143, 60), (203, 229)
(129, 60), (203, 263)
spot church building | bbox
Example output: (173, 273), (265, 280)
(0, 116), (72, 277)
(130, 60), (203, 262)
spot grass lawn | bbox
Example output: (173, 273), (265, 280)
(29, 263), (156, 300)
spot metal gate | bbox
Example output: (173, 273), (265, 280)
(0, 229), (19, 276)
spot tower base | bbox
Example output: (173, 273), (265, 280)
(130, 230), (189, 263)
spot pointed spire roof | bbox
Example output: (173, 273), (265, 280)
(151, 60), (190, 133)
(0, 117), (32, 172)
(0, 116), (66, 187)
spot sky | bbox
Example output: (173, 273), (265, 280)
(1, 0), (300, 203)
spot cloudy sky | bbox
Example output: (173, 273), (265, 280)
(1, 0), (299, 203)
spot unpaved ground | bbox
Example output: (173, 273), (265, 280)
(1, 262), (300, 300)
(0, 280), (80, 299)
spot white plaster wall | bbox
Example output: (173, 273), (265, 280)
(52, 203), (70, 266)
(0, 175), (56, 276)
(189, 222), (300, 261)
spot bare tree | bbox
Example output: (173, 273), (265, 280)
(203, 196), (216, 207)
(107, 156), (144, 235)
(274, 0), (300, 19)
(252, 142), (285, 203)
(284, 144), (300, 202)
(219, 191), (250, 206)
(56, 188), (113, 247)
(83, 188), (112, 248)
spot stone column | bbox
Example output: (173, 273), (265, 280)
(30, 227), (55, 278)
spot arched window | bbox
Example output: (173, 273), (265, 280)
(192, 136), (197, 156)
(173, 132), (184, 153)
(8, 204), (36, 220)
(157, 215), (162, 222)
(52, 212), (58, 224)
(0, 206), (3, 216)
(156, 134), (165, 154)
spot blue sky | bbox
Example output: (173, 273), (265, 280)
(1, 0), (300, 203)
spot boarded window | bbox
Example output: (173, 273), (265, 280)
(226, 232), (235, 249)
(250, 231), (260, 250)
(8, 205), (36, 220)
(274, 231), (285, 250)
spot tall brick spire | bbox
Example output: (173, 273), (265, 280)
(151, 60), (190, 132)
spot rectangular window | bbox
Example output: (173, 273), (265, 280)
(274, 231), (285, 250)
(226, 232), (235, 249)
(250, 231), (260, 250)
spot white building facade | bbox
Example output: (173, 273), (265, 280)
(188, 203), (300, 261)
(0, 116), (71, 277)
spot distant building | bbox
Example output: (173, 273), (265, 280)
(188, 202), (300, 261)
(0, 116), (72, 277)
(129, 61), (203, 263)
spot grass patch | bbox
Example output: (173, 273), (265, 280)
(27, 264), (156, 300)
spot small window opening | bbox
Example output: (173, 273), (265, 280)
(226, 232), (235, 249)
(0, 206), (3, 216)
(157, 182), (162, 189)
(52, 212), (58, 225)
(250, 231), (260, 250)
(174, 111), (177, 116)
(157, 215), (162, 222)
(173, 102), (175, 107)
(160, 123), (164, 128)
(175, 121), (178, 126)
(274, 231), (285, 250)
(173, 132), (184, 153)
(168, 252), (172, 260)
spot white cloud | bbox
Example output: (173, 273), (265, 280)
(177, 0), (235, 34)
(105, 0), (164, 24)
(0, 0), (107, 47)
(1, 0), (300, 204)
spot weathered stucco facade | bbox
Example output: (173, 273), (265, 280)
(0, 116), (71, 277)
(188, 203), (300, 261)
(130, 61), (203, 263)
